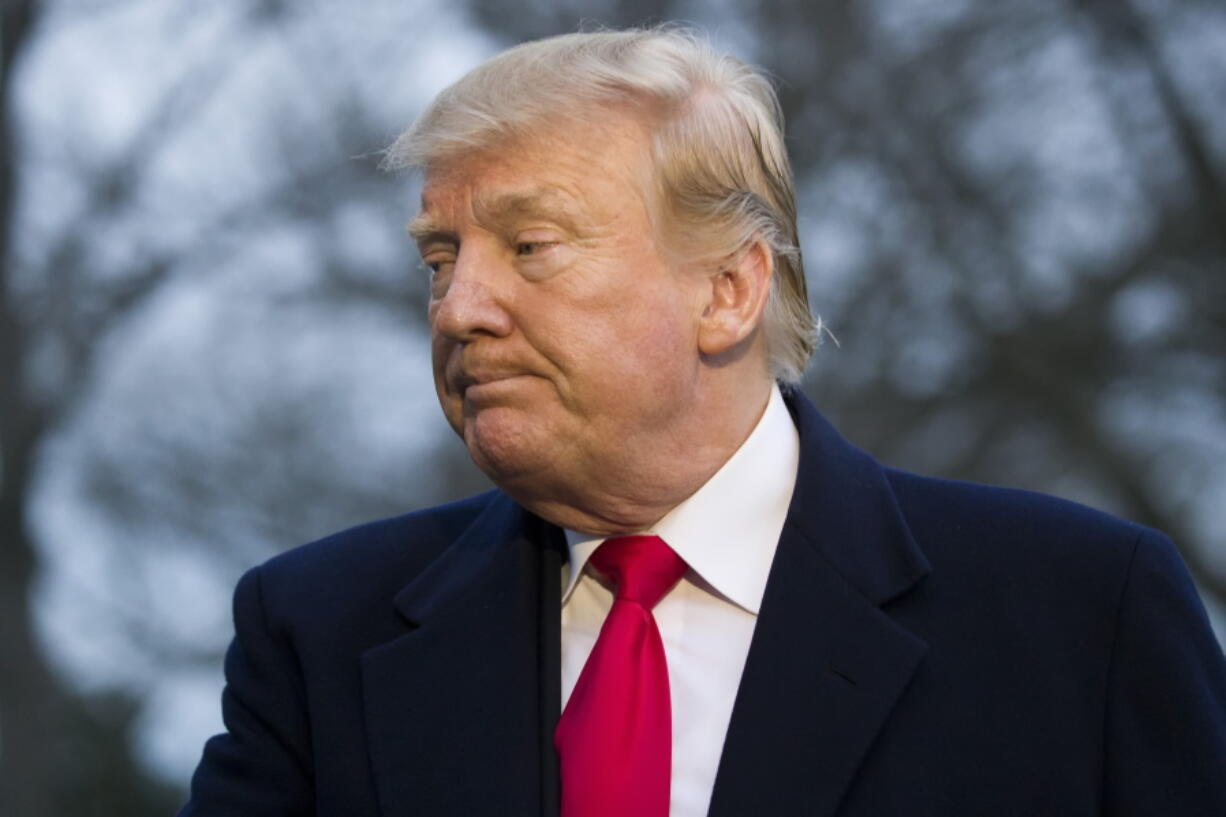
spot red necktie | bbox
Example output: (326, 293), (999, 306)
(555, 535), (688, 817)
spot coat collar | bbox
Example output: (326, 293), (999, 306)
(781, 387), (930, 605)
(707, 389), (930, 817)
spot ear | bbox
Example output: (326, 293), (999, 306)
(697, 237), (773, 357)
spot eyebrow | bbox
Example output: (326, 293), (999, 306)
(406, 213), (451, 246)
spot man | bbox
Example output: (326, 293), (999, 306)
(180, 28), (1226, 817)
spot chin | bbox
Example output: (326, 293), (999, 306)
(462, 407), (555, 485)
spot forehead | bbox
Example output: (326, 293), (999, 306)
(419, 174), (583, 226)
(416, 115), (657, 226)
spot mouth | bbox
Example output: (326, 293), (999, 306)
(452, 369), (531, 398)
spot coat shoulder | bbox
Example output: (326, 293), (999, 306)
(883, 467), (1154, 572)
(250, 490), (502, 626)
(877, 468), (1174, 634)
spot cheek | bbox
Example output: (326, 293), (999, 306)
(430, 336), (464, 427)
(430, 331), (453, 380)
(620, 282), (697, 359)
(583, 300), (696, 392)
(526, 255), (700, 397)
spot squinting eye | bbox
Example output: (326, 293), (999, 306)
(516, 239), (562, 257)
(420, 259), (455, 300)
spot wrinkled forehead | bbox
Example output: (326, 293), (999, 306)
(410, 179), (586, 243)
(416, 93), (658, 167)
(414, 114), (662, 226)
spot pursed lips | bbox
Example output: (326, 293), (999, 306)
(451, 366), (532, 396)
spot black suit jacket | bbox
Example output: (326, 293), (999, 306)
(180, 392), (1226, 816)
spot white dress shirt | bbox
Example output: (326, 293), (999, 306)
(561, 385), (800, 817)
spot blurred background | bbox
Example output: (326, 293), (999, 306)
(1, 0), (1223, 813)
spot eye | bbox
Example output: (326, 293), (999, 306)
(420, 252), (456, 276)
(516, 241), (547, 256)
(419, 255), (455, 299)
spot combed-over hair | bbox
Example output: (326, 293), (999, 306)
(384, 27), (818, 384)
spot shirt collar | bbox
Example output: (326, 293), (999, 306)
(562, 384), (800, 614)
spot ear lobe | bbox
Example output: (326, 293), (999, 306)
(697, 238), (773, 358)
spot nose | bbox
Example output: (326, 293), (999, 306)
(429, 245), (514, 342)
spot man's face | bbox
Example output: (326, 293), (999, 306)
(412, 115), (707, 527)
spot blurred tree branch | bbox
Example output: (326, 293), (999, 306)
(1, 0), (77, 812)
(741, 1), (1226, 612)
(0, 2), (421, 812)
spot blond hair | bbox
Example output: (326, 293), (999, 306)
(385, 27), (818, 384)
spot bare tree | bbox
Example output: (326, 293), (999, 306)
(0, 3), (86, 812)
(2, 0), (478, 811)
(773, 0), (1226, 608)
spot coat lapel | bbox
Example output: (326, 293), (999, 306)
(707, 393), (931, 817)
(360, 494), (563, 817)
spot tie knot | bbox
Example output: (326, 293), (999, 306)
(589, 535), (687, 610)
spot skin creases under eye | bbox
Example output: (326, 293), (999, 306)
(512, 232), (568, 280)
(420, 246), (456, 298)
